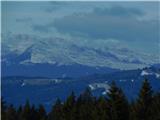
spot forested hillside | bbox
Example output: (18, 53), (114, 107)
(1, 79), (160, 120)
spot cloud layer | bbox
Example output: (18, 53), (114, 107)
(53, 6), (158, 43)
(2, 2), (159, 64)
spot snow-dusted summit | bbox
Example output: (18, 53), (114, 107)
(2, 34), (159, 69)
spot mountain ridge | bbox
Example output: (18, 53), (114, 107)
(2, 34), (159, 72)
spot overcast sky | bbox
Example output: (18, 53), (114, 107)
(2, 1), (160, 56)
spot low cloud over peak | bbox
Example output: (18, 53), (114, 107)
(2, 2), (159, 60)
(53, 6), (158, 42)
(93, 6), (144, 17)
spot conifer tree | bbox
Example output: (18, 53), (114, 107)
(149, 92), (160, 120)
(17, 105), (23, 120)
(63, 91), (76, 120)
(107, 81), (129, 120)
(37, 104), (47, 120)
(1, 97), (7, 120)
(30, 105), (38, 120)
(80, 87), (94, 103)
(21, 100), (31, 120)
(76, 87), (96, 120)
(5, 105), (17, 120)
(17, 105), (22, 114)
(132, 79), (153, 120)
(48, 98), (64, 120)
(95, 96), (109, 120)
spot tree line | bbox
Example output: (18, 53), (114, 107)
(1, 79), (160, 120)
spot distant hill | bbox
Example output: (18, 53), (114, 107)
(2, 65), (160, 110)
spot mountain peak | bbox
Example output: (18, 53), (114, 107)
(2, 34), (159, 70)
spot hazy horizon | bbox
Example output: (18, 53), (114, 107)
(2, 1), (160, 70)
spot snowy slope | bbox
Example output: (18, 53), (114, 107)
(2, 33), (159, 77)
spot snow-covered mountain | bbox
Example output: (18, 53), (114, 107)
(2, 33), (159, 77)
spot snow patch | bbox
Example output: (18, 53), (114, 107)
(53, 79), (62, 84)
(141, 69), (160, 79)
(119, 79), (126, 82)
(102, 91), (107, 95)
(155, 73), (160, 78)
(88, 83), (110, 93)
(89, 84), (96, 90)
(141, 70), (153, 76)
(21, 82), (26, 87)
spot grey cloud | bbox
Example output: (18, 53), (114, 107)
(32, 24), (50, 33)
(44, 1), (69, 12)
(16, 18), (32, 22)
(93, 6), (144, 17)
(52, 6), (158, 42)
